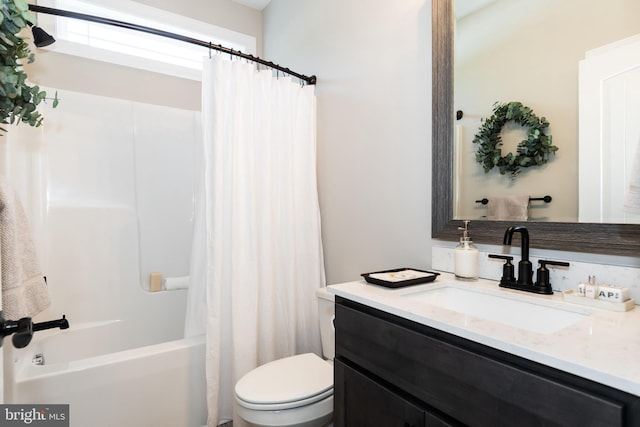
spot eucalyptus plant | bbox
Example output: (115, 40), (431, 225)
(473, 101), (558, 178)
(0, 0), (58, 135)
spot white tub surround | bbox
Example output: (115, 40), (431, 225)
(0, 88), (205, 427)
(328, 273), (640, 397)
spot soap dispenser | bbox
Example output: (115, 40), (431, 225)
(454, 220), (479, 280)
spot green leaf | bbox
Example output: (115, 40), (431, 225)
(21, 11), (35, 25)
(14, 0), (29, 13)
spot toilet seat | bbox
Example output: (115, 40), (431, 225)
(235, 353), (333, 411)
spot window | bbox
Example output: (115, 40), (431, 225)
(36, 0), (257, 80)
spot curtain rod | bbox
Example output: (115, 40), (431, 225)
(27, 4), (317, 85)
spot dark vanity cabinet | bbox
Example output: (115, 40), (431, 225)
(334, 296), (640, 427)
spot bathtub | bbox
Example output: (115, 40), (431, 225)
(6, 321), (207, 427)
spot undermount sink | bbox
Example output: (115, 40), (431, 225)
(401, 285), (591, 334)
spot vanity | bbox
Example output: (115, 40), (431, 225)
(330, 273), (640, 426)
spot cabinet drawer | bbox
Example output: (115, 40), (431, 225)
(336, 300), (628, 427)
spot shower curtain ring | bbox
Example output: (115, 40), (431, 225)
(208, 42), (212, 59)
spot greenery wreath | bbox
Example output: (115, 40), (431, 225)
(472, 101), (558, 178)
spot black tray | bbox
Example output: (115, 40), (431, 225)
(361, 268), (440, 288)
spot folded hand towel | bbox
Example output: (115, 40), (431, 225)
(487, 195), (530, 221)
(0, 178), (51, 320)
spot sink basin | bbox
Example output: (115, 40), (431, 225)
(402, 285), (590, 334)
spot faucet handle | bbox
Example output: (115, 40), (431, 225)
(534, 260), (570, 294)
(488, 254), (515, 284)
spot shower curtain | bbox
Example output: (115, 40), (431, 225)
(185, 55), (326, 427)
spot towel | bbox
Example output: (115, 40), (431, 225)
(0, 178), (51, 320)
(487, 195), (530, 221)
(164, 275), (190, 291)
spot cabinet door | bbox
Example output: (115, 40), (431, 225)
(335, 359), (458, 427)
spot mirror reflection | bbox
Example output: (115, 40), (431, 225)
(454, 0), (640, 224)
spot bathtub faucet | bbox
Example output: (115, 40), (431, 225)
(0, 313), (69, 349)
(33, 315), (70, 332)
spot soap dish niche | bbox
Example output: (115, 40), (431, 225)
(562, 290), (635, 312)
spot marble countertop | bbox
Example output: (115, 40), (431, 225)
(328, 272), (640, 397)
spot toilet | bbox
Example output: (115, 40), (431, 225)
(234, 287), (335, 427)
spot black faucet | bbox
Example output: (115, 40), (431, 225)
(0, 313), (69, 349)
(503, 226), (533, 287)
(491, 226), (569, 295)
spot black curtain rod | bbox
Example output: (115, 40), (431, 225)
(28, 4), (317, 85)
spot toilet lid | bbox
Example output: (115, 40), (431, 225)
(235, 353), (333, 409)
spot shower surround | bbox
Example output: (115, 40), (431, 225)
(1, 88), (206, 427)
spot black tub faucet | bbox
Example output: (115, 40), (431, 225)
(503, 226), (533, 286)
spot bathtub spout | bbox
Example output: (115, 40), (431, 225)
(0, 314), (70, 349)
(33, 315), (69, 332)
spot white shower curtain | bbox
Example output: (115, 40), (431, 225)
(185, 55), (326, 427)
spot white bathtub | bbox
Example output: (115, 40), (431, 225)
(6, 321), (207, 427)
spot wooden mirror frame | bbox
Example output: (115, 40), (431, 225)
(431, 0), (640, 256)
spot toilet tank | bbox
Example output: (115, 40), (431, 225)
(316, 287), (335, 361)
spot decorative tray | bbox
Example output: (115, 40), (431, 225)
(562, 290), (635, 312)
(361, 268), (440, 288)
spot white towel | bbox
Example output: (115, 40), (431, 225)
(0, 178), (51, 319)
(164, 275), (190, 291)
(487, 195), (530, 221)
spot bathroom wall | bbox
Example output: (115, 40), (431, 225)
(264, 0), (433, 285)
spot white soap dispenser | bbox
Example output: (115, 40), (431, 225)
(454, 220), (479, 280)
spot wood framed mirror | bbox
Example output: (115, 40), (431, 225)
(431, 0), (640, 256)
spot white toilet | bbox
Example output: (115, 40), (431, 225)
(234, 287), (335, 427)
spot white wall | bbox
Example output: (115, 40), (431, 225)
(263, 0), (432, 285)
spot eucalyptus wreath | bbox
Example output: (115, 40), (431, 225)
(472, 101), (558, 178)
(0, 0), (58, 135)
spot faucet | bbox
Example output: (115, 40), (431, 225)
(0, 314), (69, 349)
(490, 226), (569, 295)
(503, 226), (533, 286)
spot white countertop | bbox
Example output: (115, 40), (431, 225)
(328, 272), (640, 397)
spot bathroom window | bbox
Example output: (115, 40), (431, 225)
(35, 0), (257, 80)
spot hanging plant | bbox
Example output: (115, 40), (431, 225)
(472, 101), (557, 178)
(0, 0), (58, 135)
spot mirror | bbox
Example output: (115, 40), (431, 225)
(453, 0), (640, 224)
(431, 0), (640, 256)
